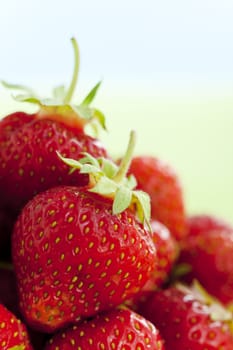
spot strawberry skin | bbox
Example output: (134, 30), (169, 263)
(138, 286), (233, 350)
(125, 220), (178, 310)
(178, 226), (233, 305)
(45, 307), (165, 350)
(149, 220), (178, 287)
(12, 185), (156, 333)
(187, 214), (233, 236)
(0, 303), (33, 350)
(129, 156), (187, 241)
(0, 112), (107, 212)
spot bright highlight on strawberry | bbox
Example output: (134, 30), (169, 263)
(0, 38), (232, 350)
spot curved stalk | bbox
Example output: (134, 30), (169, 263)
(64, 37), (80, 104)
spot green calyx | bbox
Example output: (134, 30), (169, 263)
(176, 281), (233, 333)
(1, 38), (106, 132)
(58, 130), (151, 228)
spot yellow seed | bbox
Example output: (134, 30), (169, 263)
(68, 233), (74, 240)
(72, 276), (78, 283)
(51, 221), (57, 228)
(81, 214), (87, 222)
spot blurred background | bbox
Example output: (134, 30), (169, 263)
(0, 0), (233, 222)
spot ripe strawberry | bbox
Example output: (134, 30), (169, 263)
(0, 303), (33, 350)
(12, 132), (157, 333)
(0, 39), (107, 214)
(0, 113), (107, 212)
(138, 285), (233, 350)
(149, 220), (178, 287)
(45, 307), (165, 350)
(187, 214), (233, 236)
(125, 220), (178, 310)
(128, 156), (187, 240)
(178, 224), (233, 305)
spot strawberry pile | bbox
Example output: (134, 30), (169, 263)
(0, 39), (232, 350)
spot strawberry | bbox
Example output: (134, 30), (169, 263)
(148, 220), (178, 287)
(125, 220), (178, 310)
(187, 214), (233, 236)
(45, 307), (165, 350)
(138, 285), (233, 350)
(12, 131), (157, 333)
(128, 156), (187, 240)
(0, 264), (48, 350)
(0, 38), (107, 214)
(178, 223), (233, 305)
(0, 303), (33, 350)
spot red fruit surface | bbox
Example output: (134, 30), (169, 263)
(149, 220), (178, 287)
(0, 303), (33, 350)
(125, 220), (178, 310)
(178, 226), (233, 305)
(0, 112), (107, 212)
(138, 286), (233, 350)
(45, 307), (165, 350)
(129, 156), (186, 240)
(12, 186), (156, 333)
(187, 214), (233, 236)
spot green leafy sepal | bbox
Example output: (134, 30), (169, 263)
(57, 151), (151, 228)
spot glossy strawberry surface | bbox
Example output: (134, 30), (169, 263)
(179, 226), (233, 305)
(0, 112), (107, 212)
(12, 185), (156, 333)
(138, 286), (233, 350)
(125, 220), (178, 310)
(129, 156), (187, 240)
(149, 220), (178, 287)
(0, 303), (33, 350)
(45, 307), (165, 350)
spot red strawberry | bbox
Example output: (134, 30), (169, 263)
(148, 220), (178, 287)
(138, 285), (233, 350)
(0, 114), (107, 212)
(12, 132), (156, 333)
(125, 220), (178, 310)
(45, 307), (165, 350)
(178, 224), (233, 305)
(0, 39), (107, 213)
(128, 156), (187, 240)
(0, 264), (48, 350)
(0, 303), (33, 350)
(187, 214), (233, 236)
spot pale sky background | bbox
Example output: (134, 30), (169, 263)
(0, 0), (233, 222)
(0, 0), (233, 87)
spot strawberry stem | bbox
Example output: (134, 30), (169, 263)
(113, 130), (136, 183)
(63, 37), (80, 104)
